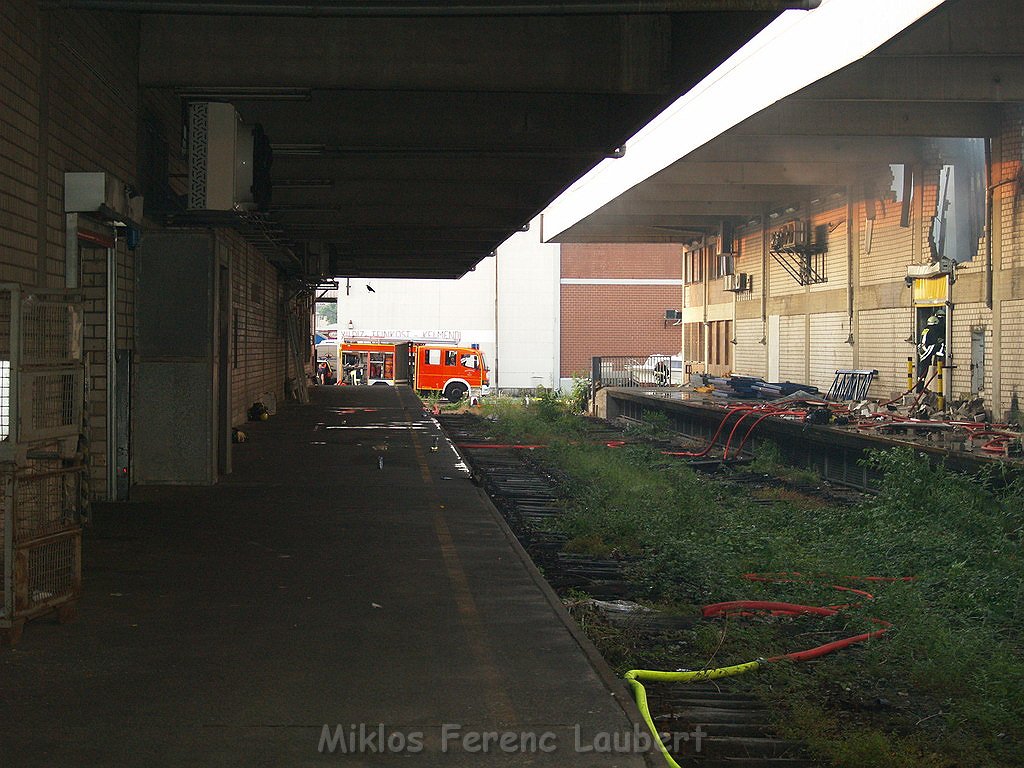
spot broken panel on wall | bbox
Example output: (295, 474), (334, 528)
(0, 286), (86, 646)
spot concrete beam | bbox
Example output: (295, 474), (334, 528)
(598, 198), (779, 217)
(795, 55), (1024, 103)
(650, 160), (873, 187)
(684, 135), (932, 164)
(878, 0), (1024, 57)
(737, 100), (1000, 138)
(624, 182), (835, 203)
(242, 90), (660, 152)
(272, 155), (591, 185)
(139, 14), (676, 93)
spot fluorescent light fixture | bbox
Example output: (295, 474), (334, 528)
(272, 144), (327, 157)
(176, 87), (311, 101)
(273, 179), (334, 189)
(543, 0), (946, 240)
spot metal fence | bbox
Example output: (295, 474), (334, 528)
(591, 355), (686, 390)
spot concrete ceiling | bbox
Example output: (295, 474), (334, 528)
(50, 0), (824, 278)
(547, 0), (1024, 244)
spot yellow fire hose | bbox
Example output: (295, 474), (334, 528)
(623, 660), (765, 768)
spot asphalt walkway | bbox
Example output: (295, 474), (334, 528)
(0, 385), (649, 767)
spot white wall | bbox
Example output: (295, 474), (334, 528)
(336, 261), (498, 368)
(495, 215), (560, 391)
(333, 215), (560, 392)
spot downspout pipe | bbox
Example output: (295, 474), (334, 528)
(107, 233), (117, 501)
(42, 1), (821, 15)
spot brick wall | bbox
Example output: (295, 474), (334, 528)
(561, 242), (681, 278)
(998, 106), (1024, 271)
(0, 1), (43, 286)
(560, 284), (682, 377)
(999, 298), (1024, 415)
(858, 307), (914, 399)
(217, 231), (289, 427)
(778, 314), (807, 383)
(808, 311), (854, 393)
(733, 317), (765, 378)
(560, 243), (683, 377)
(950, 301), (992, 399)
(859, 186), (915, 286)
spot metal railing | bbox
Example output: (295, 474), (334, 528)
(591, 355), (685, 390)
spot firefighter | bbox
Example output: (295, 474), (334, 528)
(316, 359), (334, 385)
(916, 310), (946, 391)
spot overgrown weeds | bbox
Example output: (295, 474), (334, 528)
(477, 402), (1024, 767)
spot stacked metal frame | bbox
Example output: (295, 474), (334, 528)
(0, 286), (86, 646)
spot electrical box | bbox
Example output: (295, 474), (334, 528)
(64, 172), (130, 221)
(187, 102), (255, 212)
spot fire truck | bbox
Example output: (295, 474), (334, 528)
(339, 341), (489, 401)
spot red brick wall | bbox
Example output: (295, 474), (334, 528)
(559, 243), (683, 377)
(561, 242), (682, 279)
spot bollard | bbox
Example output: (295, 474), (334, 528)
(936, 360), (945, 411)
(906, 356), (914, 392)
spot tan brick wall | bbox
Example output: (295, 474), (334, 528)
(733, 317), (765, 378)
(2, 4), (142, 494)
(950, 301), (992, 399)
(858, 307), (914, 399)
(999, 298), (1024, 416)
(778, 314), (806, 383)
(998, 106), (1024, 271)
(810, 201), (848, 294)
(734, 226), (762, 307)
(809, 311), (854, 393)
(1, 1), (45, 286)
(219, 231), (289, 427)
(859, 191), (914, 286)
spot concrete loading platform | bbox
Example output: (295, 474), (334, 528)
(0, 386), (646, 767)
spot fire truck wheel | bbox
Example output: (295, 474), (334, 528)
(444, 382), (469, 402)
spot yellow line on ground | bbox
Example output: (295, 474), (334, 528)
(400, 390), (517, 725)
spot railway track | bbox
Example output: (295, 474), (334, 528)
(438, 412), (824, 767)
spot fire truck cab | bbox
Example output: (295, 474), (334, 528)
(414, 345), (489, 402)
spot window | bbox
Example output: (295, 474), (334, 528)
(683, 322), (705, 361)
(461, 354), (478, 369)
(444, 350), (458, 366)
(683, 250), (704, 285)
(426, 348), (441, 365)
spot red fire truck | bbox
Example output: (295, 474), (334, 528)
(339, 341), (489, 401)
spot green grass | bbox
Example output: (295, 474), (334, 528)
(477, 399), (1024, 768)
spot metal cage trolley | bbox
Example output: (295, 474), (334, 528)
(0, 285), (86, 647)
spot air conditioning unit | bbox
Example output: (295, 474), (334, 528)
(723, 273), (749, 292)
(772, 220), (807, 250)
(718, 253), (735, 276)
(188, 102), (258, 212)
(64, 172), (140, 223)
(664, 309), (681, 321)
(716, 220), (735, 256)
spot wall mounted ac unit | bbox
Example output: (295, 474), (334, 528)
(723, 273), (749, 292)
(188, 102), (256, 212)
(773, 220), (807, 250)
(64, 172), (139, 223)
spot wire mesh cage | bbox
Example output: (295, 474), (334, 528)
(0, 286), (84, 638)
(20, 298), (83, 366)
(19, 369), (84, 443)
(12, 466), (83, 542)
(0, 286), (84, 456)
(15, 531), (81, 617)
